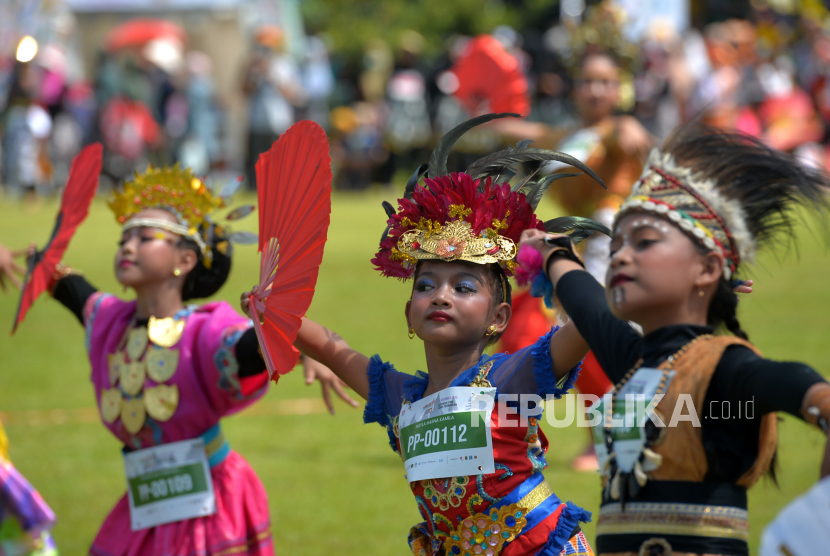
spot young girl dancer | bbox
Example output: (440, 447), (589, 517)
(35, 164), (342, 555)
(523, 124), (830, 556)
(268, 117), (605, 556)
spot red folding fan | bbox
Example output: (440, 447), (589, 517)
(247, 121), (332, 379)
(452, 34), (530, 117)
(12, 143), (103, 333)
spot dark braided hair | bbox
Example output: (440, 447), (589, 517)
(178, 229), (233, 301)
(707, 279), (748, 341)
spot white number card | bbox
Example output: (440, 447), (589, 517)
(399, 386), (497, 482)
(592, 367), (674, 474)
(124, 438), (216, 530)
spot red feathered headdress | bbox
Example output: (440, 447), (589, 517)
(372, 113), (608, 280)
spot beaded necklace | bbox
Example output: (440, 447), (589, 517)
(602, 333), (714, 501)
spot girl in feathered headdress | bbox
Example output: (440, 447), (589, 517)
(523, 123), (830, 556)
(272, 114), (609, 556)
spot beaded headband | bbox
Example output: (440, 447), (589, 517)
(109, 165), (233, 269)
(122, 217), (211, 264)
(615, 149), (755, 279)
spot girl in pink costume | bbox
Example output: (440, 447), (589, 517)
(40, 166), (348, 555)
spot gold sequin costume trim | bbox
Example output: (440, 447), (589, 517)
(443, 480), (554, 555)
(597, 501), (749, 541)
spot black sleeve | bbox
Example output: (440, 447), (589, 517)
(52, 274), (98, 325)
(555, 269), (642, 383)
(710, 345), (827, 418)
(236, 328), (267, 377)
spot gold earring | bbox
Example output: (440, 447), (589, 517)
(698, 290), (705, 297)
(485, 325), (497, 337)
(408, 326), (415, 339)
(173, 268), (182, 277)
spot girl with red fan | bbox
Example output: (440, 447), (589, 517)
(21, 161), (348, 556)
(272, 115), (603, 556)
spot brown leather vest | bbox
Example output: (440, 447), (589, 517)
(649, 336), (777, 487)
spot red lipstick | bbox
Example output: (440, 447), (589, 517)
(427, 311), (453, 322)
(609, 274), (633, 288)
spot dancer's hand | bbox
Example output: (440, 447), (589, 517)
(519, 229), (584, 285)
(240, 288), (264, 323)
(0, 242), (26, 293)
(302, 355), (359, 414)
(733, 279), (754, 295)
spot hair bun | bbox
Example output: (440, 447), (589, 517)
(181, 226), (233, 301)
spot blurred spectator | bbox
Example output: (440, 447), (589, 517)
(177, 51), (220, 176)
(242, 25), (305, 190)
(1, 60), (52, 197)
(382, 30), (432, 183)
(300, 34), (335, 129)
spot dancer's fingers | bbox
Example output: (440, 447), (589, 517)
(6, 271), (21, 290)
(320, 379), (335, 415)
(0, 274), (7, 293)
(304, 358), (314, 385)
(332, 378), (359, 408)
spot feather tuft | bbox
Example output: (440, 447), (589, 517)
(427, 113), (519, 179)
(544, 216), (612, 244)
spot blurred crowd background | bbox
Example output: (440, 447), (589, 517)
(3, 0), (830, 197)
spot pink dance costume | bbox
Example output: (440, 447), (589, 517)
(52, 280), (273, 556)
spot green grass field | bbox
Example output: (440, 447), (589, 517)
(0, 190), (828, 555)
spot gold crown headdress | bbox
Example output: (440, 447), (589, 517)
(109, 165), (256, 267)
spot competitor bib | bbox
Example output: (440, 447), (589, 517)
(124, 438), (216, 530)
(399, 386), (497, 482)
(592, 367), (674, 474)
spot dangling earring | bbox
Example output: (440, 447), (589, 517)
(698, 290), (705, 297)
(173, 268), (182, 277)
(485, 325), (497, 337)
(408, 326), (415, 339)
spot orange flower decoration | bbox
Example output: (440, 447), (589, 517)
(435, 237), (466, 259)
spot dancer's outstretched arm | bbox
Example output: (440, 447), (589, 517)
(295, 317), (371, 401)
(547, 320), (590, 381)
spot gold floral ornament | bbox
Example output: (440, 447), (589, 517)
(397, 220), (516, 266)
(444, 504), (528, 555)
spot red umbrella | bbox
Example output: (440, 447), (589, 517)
(451, 34), (530, 117)
(105, 19), (186, 52)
